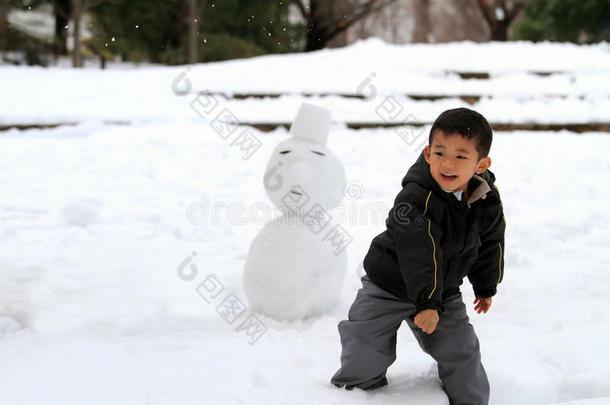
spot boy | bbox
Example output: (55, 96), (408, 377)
(331, 108), (505, 405)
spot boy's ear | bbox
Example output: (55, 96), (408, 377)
(423, 145), (431, 164)
(476, 156), (492, 174)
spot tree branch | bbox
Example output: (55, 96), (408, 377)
(505, 1), (526, 24)
(325, 0), (398, 40)
(476, 0), (495, 26)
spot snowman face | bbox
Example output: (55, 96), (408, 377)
(263, 137), (346, 213)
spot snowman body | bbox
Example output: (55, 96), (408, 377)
(243, 104), (348, 321)
(244, 214), (347, 320)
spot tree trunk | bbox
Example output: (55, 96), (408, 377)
(305, 26), (328, 51)
(412, 0), (431, 43)
(0, 3), (9, 55)
(327, 0), (350, 48)
(186, 0), (198, 64)
(490, 19), (509, 41)
(476, 0), (525, 42)
(54, 0), (71, 56)
(72, 0), (84, 68)
(305, 0), (327, 51)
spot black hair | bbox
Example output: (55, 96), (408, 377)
(428, 107), (493, 158)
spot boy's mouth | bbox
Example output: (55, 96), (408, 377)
(440, 173), (457, 182)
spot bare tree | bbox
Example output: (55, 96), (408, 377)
(412, 0), (431, 43)
(326, 0), (349, 47)
(432, 0), (489, 43)
(291, 0), (399, 51)
(330, 0), (491, 46)
(476, 0), (527, 41)
(337, 0), (413, 46)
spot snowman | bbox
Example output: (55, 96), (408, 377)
(243, 103), (348, 321)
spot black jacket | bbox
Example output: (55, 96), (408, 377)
(363, 151), (505, 314)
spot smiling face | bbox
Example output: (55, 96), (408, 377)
(423, 130), (492, 193)
(263, 137), (346, 213)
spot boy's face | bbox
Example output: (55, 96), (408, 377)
(423, 130), (492, 193)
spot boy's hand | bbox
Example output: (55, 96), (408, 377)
(473, 297), (492, 314)
(414, 309), (439, 334)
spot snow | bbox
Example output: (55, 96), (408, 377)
(7, 4), (93, 49)
(2, 39), (610, 126)
(244, 214), (348, 320)
(1, 39), (609, 404)
(60, 198), (104, 227)
(7, 5), (56, 42)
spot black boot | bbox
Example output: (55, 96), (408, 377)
(334, 376), (388, 391)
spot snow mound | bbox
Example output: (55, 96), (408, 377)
(0, 316), (21, 337)
(551, 399), (610, 405)
(60, 198), (103, 227)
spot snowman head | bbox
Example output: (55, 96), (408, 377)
(263, 103), (346, 214)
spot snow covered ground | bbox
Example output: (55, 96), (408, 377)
(1, 40), (610, 404)
(2, 39), (610, 126)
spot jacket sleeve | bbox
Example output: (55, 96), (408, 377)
(468, 203), (506, 298)
(387, 187), (445, 314)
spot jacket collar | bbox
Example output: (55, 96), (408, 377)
(466, 174), (491, 208)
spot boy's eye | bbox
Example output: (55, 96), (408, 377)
(434, 152), (443, 156)
(457, 155), (466, 159)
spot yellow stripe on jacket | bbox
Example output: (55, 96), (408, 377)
(423, 191), (438, 299)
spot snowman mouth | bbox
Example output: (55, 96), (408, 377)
(290, 190), (303, 196)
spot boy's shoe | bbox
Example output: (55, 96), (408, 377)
(333, 376), (388, 391)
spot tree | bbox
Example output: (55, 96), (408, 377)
(0, 0), (73, 60)
(71, 0), (117, 67)
(476, 0), (528, 41)
(412, 0), (431, 43)
(291, 0), (399, 51)
(90, 0), (296, 64)
(185, 0), (204, 64)
(53, 0), (71, 56)
(91, 0), (187, 64)
(0, 0), (47, 57)
(0, 1), (10, 54)
(511, 0), (610, 42)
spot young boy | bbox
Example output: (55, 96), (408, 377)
(331, 107), (505, 405)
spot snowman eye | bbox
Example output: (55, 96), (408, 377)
(279, 150), (291, 154)
(311, 151), (326, 156)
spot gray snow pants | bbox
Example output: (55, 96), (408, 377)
(331, 275), (489, 405)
